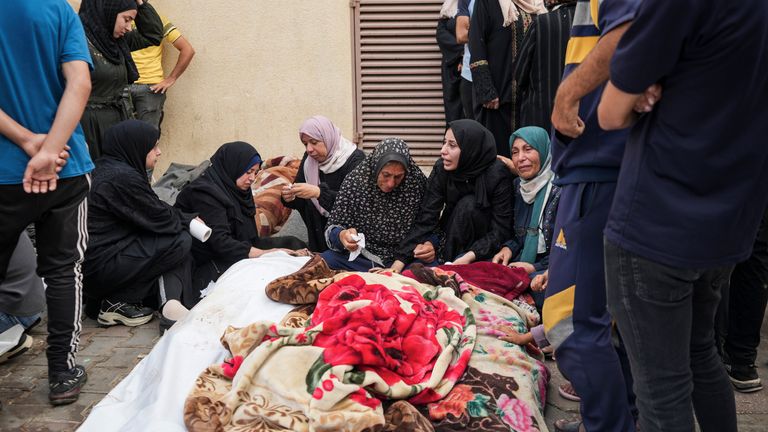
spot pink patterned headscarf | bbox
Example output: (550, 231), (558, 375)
(299, 115), (357, 216)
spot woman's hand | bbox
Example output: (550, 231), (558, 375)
(340, 228), (359, 252)
(508, 261), (536, 273)
(370, 260), (405, 274)
(286, 248), (312, 257)
(452, 251), (476, 265)
(248, 247), (265, 258)
(281, 185), (296, 202)
(492, 246), (513, 266)
(496, 155), (517, 175)
(291, 183), (321, 199)
(531, 271), (548, 292)
(413, 241), (435, 263)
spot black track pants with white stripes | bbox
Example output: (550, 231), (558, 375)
(0, 176), (89, 375)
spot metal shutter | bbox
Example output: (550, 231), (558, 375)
(352, 0), (446, 167)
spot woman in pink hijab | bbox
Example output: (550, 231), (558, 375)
(281, 115), (365, 252)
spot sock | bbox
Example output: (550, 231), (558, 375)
(161, 299), (189, 322)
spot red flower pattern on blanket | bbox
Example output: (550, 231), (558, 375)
(312, 274), (466, 387)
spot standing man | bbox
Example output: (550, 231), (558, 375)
(718, 209), (768, 394)
(545, 0), (639, 431)
(130, 13), (195, 129)
(0, 0), (93, 406)
(598, 0), (768, 430)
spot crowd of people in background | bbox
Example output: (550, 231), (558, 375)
(1, 1), (768, 432)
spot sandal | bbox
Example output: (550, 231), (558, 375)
(558, 382), (581, 402)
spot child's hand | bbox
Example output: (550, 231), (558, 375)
(531, 271), (548, 292)
(494, 324), (528, 345)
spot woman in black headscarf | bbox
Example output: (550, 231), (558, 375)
(83, 120), (195, 332)
(78, 0), (162, 160)
(321, 138), (428, 271)
(175, 142), (307, 295)
(394, 119), (514, 270)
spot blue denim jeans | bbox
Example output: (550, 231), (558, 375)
(0, 312), (40, 333)
(604, 238), (737, 432)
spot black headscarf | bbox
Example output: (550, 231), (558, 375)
(447, 119), (497, 207)
(207, 142), (262, 216)
(101, 119), (159, 177)
(79, 0), (140, 82)
(180, 142), (262, 241)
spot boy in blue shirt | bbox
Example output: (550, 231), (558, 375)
(0, 0), (94, 406)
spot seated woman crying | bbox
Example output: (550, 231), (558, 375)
(395, 119), (514, 270)
(492, 126), (560, 308)
(175, 142), (307, 299)
(321, 138), (428, 271)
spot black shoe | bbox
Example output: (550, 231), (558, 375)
(0, 333), (33, 364)
(728, 364), (762, 393)
(97, 300), (154, 327)
(49, 365), (87, 406)
(158, 314), (176, 336)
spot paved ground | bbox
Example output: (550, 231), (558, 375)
(1, 311), (766, 431)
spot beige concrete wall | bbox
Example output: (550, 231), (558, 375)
(69, 0), (356, 175)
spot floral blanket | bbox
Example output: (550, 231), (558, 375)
(184, 272), (476, 432)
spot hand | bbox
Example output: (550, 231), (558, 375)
(55, 145), (71, 173)
(508, 261), (536, 273)
(150, 77), (177, 94)
(452, 251), (476, 265)
(531, 271), (548, 292)
(19, 133), (47, 158)
(552, 92), (585, 138)
(483, 97), (500, 110)
(281, 185), (296, 202)
(494, 324), (529, 345)
(23, 149), (60, 194)
(492, 247), (513, 266)
(340, 228), (359, 252)
(413, 241), (435, 263)
(291, 183), (321, 200)
(248, 247), (265, 258)
(370, 260), (405, 274)
(496, 155), (516, 175)
(135, 0), (144, 5)
(287, 248), (312, 257)
(633, 83), (662, 113)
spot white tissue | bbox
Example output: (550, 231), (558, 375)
(348, 233), (366, 261)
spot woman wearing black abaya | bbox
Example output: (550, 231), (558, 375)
(175, 142), (307, 296)
(393, 119), (514, 271)
(83, 120), (195, 332)
(437, 0), (466, 124)
(78, 0), (162, 160)
(469, 0), (545, 156)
